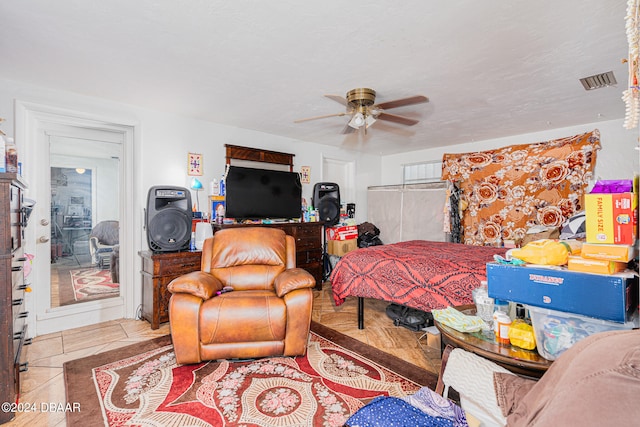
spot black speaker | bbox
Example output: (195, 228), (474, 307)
(146, 186), (192, 252)
(313, 182), (340, 226)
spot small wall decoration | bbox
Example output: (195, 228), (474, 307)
(188, 153), (203, 176)
(300, 166), (311, 184)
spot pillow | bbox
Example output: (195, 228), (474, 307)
(559, 211), (586, 240)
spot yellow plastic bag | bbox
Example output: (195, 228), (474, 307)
(508, 320), (536, 350)
(509, 239), (581, 266)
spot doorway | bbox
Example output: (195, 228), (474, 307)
(17, 101), (136, 336)
(50, 156), (120, 308)
(321, 156), (356, 204)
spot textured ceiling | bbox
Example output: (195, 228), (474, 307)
(0, 1), (631, 155)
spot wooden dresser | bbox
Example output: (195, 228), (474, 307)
(0, 173), (30, 423)
(213, 222), (324, 289)
(139, 250), (202, 329)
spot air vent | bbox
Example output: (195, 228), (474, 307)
(580, 71), (617, 90)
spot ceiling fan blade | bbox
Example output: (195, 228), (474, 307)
(294, 112), (349, 123)
(376, 95), (429, 110)
(377, 112), (420, 126)
(341, 123), (357, 134)
(325, 94), (348, 106)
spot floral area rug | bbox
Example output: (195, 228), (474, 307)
(64, 322), (436, 426)
(70, 267), (119, 301)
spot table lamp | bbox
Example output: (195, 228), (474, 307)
(190, 177), (203, 213)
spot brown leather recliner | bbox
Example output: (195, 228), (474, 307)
(167, 227), (316, 364)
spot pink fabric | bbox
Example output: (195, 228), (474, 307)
(330, 241), (506, 311)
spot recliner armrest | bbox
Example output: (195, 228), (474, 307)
(274, 268), (315, 297)
(168, 271), (223, 300)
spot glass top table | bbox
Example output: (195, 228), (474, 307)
(434, 304), (553, 378)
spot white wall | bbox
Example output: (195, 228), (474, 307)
(0, 77), (382, 224)
(380, 120), (639, 185)
(0, 77), (382, 323)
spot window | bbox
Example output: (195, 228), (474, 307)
(403, 160), (442, 184)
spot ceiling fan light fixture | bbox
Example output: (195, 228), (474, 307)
(296, 87), (428, 133)
(365, 114), (377, 128)
(348, 112), (366, 129)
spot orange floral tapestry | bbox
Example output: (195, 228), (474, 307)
(442, 130), (600, 246)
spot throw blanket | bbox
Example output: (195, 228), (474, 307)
(442, 130), (600, 245)
(330, 241), (506, 312)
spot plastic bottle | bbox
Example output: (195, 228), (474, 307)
(219, 175), (225, 197)
(494, 312), (512, 345)
(5, 138), (17, 173)
(494, 299), (509, 314)
(0, 135), (6, 172)
(215, 203), (225, 224)
(493, 299), (510, 334)
(472, 282), (494, 325)
(209, 179), (219, 196)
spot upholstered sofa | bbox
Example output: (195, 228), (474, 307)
(437, 329), (640, 426)
(167, 227), (316, 364)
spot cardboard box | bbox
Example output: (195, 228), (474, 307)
(584, 192), (637, 245)
(527, 305), (638, 361)
(581, 242), (636, 262)
(487, 262), (638, 323)
(567, 255), (627, 275)
(210, 196), (226, 219)
(326, 225), (358, 240)
(420, 326), (441, 350)
(328, 239), (358, 256)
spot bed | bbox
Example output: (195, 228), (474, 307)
(330, 240), (507, 329)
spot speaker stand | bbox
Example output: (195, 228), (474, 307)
(321, 225), (332, 282)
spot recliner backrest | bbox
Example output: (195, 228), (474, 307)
(90, 220), (119, 245)
(203, 227), (292, 291)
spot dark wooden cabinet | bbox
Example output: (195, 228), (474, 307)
(1, 173), (30, 424)
(213, 222), (324, 289)
(139, 250), (202, 329)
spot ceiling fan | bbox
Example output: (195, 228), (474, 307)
(295, 88), (429, 134)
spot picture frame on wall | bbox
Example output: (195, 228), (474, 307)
(300, 166), (311, 184)
(188, 152), (203, 176)
(67, 205), (84, 216)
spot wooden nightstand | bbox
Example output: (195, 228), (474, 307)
(139, 250), (202, 329)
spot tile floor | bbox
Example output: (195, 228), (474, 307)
(7, 285), (441, 426)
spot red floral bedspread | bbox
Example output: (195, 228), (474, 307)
(330, 240), (507, 311)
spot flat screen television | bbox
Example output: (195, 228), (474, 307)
(225, 166), (302, 220)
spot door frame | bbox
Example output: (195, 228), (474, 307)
(15, 100), (137, 336)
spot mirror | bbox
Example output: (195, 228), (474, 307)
(49, 138), (120, 308)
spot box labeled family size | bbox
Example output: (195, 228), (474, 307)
(486, 262), (638, 323)
(584, 192), (637, 245)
